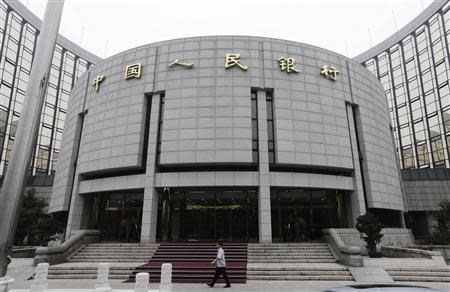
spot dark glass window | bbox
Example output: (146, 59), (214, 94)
(251, 91), (258, 163)
(266, 91), (275, 164)
(156, 93), (165, 166)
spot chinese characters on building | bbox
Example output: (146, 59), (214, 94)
(91, 74), (104, 92)
(224, 53), (248, 71)
(124, 63), (142, 80)
(92, 54), (339, 92)
(320, 65), (339, 81)
(279, 57), (299, 73)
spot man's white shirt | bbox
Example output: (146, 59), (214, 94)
(216, 247), (226, 267)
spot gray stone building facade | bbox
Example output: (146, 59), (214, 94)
(50, 36), (404, 243)
(355, 0), (450, 237)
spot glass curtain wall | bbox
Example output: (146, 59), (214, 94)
(362, 4), (450, 170)
(0, 1), (93, 176)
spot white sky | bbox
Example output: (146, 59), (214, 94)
(20, 0), (434, 59)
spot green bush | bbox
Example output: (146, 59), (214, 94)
(356, 212), (384, 257)
(430, 200), (450, 245)
(14, 189), (64, 246)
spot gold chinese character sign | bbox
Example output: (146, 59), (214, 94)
(92, 74), (105, 92)
(279, 57), (299, 73)
(168, 59), (194, 69)
(124, 63), (142, 80)
(320, 65), (339, 81)
(224, 53), (248, 71)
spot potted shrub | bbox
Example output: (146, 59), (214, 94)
(356, 212), (384, 257)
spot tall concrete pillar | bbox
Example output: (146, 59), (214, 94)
(0, 0), (65, 276)
(345, 103), (367, 226)
(141, 94), (161, 243)
(257, 90), (272, 243)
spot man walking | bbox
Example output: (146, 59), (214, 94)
(207, 241), (231, 288)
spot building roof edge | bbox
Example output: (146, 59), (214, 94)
(4, 0), (102, 64)
(353, 0), (448, 63)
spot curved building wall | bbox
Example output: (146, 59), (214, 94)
(0, 0), (101, 177)
(50, 36), (403, 242)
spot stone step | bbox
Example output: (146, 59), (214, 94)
(247, 270), (351, 276)
(247, 255), (334, 260)
(77, 252), (155, 256)
(87, 244), (159, 247)
(69, 258), (148, 263)
(248, 246), (328, 251)
(249, 259), (336, 263)
(247, 275), (353, 281)
(388, 271), (450, 277)
(47, 274), (129, 280)
(392, 276), (450, 282)
(247, 249), (331, 255)
(248, 243), (328, 246)
(82, 248), (158, 252)
(386, 267), (450, 272)
(247, 266), (348, 271)
(48, 269), (131, 275)
(72, 254), (151, 258)
(48, 266), (135, 270)
(248, 250), (331, 254)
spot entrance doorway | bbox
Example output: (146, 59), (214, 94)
(156, 188), (259, 242)
(87, 191), (143, 242)
(270, 189), (348, 242)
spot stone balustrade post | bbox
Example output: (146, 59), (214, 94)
(159, 263), (172, 292)
(0, 276), (14, 292)
(30, 263), (48, 292)
(135, 272), (149, 292)
(94, 263), (111, 292)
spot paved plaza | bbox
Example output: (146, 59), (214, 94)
(5, 259), (450, 292)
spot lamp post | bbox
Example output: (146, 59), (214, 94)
(0, 0), (65, 277)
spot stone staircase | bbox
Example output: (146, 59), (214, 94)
(47, 265), (135, 280)
(46, 243), (159, 280)
(247, 242), (353, 281)
(127, 242), (247, 283)
(69, 243), (159, 263)
(385, 267), (450, 282)
(247, 242), (336, 263)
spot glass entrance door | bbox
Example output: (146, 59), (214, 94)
(271, 189), (348, 242)
(156, 188), (258, 242)
(89, 191), (143, 242)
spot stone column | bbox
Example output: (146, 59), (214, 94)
(65, 175), (85, 239)
(141, 94), (161, 243)
(257, 90), (272, 243)
(0, 0), (65, 277)
(345, 104), (367, 226)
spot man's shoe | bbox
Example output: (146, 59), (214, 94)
(224, 284), (231, 288)
(207, 283), (214, 288)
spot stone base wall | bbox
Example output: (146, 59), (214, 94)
(333, 228), (414, 255)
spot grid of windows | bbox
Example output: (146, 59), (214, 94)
(0, 1), (95, 176)
(362, 5), (450, 169)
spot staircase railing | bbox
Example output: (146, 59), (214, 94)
(323, 228), (362, 267)
(33, 229), (100, 265)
